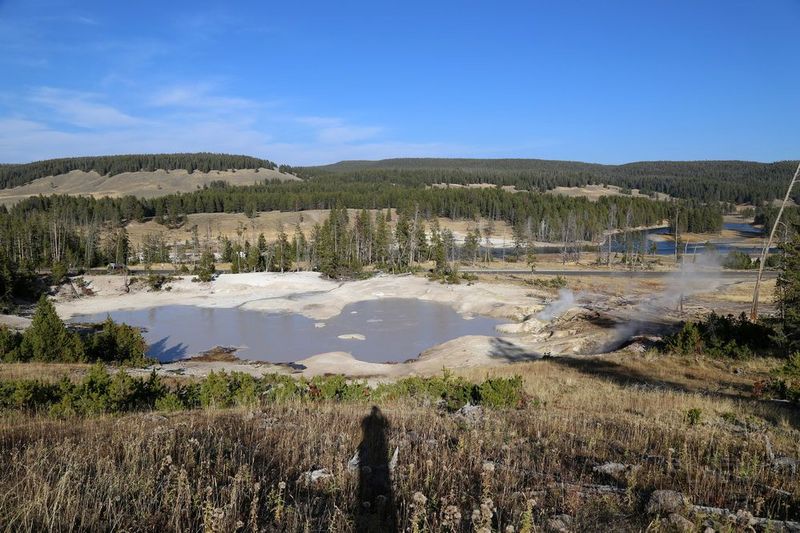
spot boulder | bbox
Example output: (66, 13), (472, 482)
(646, 490), (690, 515)
(297, 468), (333, 487)
(546, 514), (573, 532)
(454, 403), (484, 424)
(592, 462), (640, 478)
(668, 513), (695, 532)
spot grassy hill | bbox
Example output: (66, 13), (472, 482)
(0, 153), (278, 189)
(0, 153), (300, 206)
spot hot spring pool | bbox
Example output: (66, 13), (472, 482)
(70, 298), (504, 363)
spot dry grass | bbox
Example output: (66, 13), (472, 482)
(0, 354), (798, 531)
(123, 208), (519, 249)
(0, 363), (93, 382)
(546, 184), (673, 202)
(0, 168), (299, 206)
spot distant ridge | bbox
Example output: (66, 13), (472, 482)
(301, 157), (799, 204)
(309, 157), (794, 178)
(0, 153), (277, 189)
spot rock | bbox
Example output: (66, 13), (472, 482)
(454, 403), (484, 424)
(668, 513), (695, 532)
(772, 456), (800, 474)
(734, 509), (757, 527)
(142, 413), (167, 423)
(593, 462), (640, 477)
(347, 449), (360, 472)
(546, 514), (573, 532)
(646, 490), (690, 515)
(297, 468), (333, 486)
(337, 333), (366, 340)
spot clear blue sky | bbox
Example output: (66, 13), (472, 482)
(0, 0), (798, 165)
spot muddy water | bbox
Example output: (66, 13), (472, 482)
(71, 298), (504, 363)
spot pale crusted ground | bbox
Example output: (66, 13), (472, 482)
(546, 184), (673, 201)
(49, 269), (766, 379)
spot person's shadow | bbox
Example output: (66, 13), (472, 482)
(355, 406), (397, 532)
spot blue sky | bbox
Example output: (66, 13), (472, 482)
(0, 0), (798, 165)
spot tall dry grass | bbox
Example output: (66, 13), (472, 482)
(1, 353), (798, 532)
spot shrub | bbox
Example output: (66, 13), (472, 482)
(476, 376), (525, 408)
(528, 276), (567, 290)
(767, 353), (800, 402)
(50, 262), (69, 285)
(156, 392), (185, 412)
(722, 251), (754, 270)
(310, 375), (369, 401)
(0, 326), (21, 361)
(686, 408), (702, 426)
(85, 317), (151, 366)
(199, 371), (234, 408)
(0, 371), (530, 417)
(664, 312), (777, 359)
(146, 273), (172, 291)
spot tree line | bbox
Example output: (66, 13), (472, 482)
(0, 178), (726, 294)
(0, 153), (277, 189)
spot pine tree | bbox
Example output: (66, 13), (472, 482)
(20, 295), (84, 362)
(195, 250), (216, 282)
(464, 227), (480, 266)
(373, 212), (390, 266)
(777, 227), (800, 352)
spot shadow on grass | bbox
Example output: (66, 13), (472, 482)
(548, 355), (800, 430)
(488, 337), (545, 362)
(355, 406), (397, 532)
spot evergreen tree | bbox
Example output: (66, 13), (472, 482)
(777, 226), (800, 352)
(463, 227), (480, 266)
(195, 250), (216, 282)
(373, 211), (390, 265)
(19, 295), (84, 362)
(271, 230), (292, 272)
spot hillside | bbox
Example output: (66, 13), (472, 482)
(0, 153), (300, 205)
(301, 158), (799, 204)
(0, 168), (300, 206)
(0, 153), (279, 189)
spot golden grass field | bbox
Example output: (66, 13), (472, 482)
(0, 168), (299, 206)
(0, 352), (797, 531)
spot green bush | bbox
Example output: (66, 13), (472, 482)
(0, 326), (21, 361)
(477, 376), (525, 408)
(146, 273), (172, 291)
(721, 251), (754, 270)
(664, 312), (777, 359)
(767, 353), (800, 402)
(528, 276), (567, 290)
(50, 262), (69, 285)
(310, 375), (369, 401)
(0, 370), (529, 417)
(85, 317), (151, 366)
(155, 392), (185, 412)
